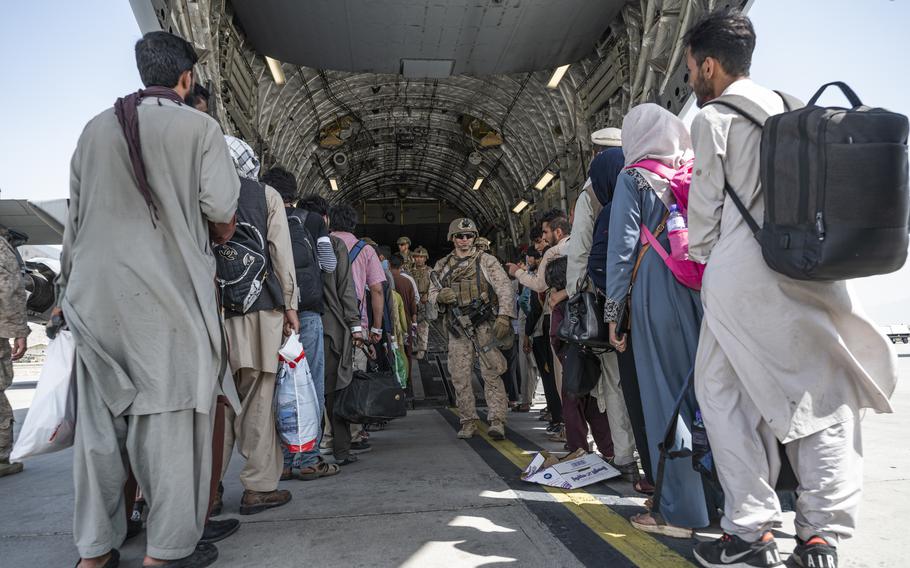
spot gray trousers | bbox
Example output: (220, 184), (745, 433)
(695, 325), (863, 544)
(595, 351), (637, 465)
(518, 344), (539, 406)
(73, 358), (214, 560)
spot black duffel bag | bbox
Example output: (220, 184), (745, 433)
(336, 365), (407, 424)
(557, 290), (612, 349)
(708, 82), (909, 281)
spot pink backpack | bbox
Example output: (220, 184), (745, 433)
(627, 159), (705, 291)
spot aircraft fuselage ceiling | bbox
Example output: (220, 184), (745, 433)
(130, 0), (747, 252)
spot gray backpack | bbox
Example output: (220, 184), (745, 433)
(707, 82), (909, 281)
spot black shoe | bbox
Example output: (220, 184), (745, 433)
(693, 533), (782, 568)
(337, 455), (359, 466)
(156, 543), (219, 567)
(125, 518), (144, 541)
(350, 441), (372, 454)
(793, 537), (837, 568)
(199, 518), (240, 545)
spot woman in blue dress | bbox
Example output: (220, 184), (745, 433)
(604, 103), (712, 537)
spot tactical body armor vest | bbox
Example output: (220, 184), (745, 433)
(438, 251), (499, 333)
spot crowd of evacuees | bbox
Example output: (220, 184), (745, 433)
(7, 7), (896, 568)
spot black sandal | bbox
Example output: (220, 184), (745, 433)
(74, 549), (119, 568)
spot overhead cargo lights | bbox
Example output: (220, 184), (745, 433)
(472, 177), (484, 191)
(546, 64), (571, 89)
(534, 169), (557, 190)
(266, 56), (286, 85)
(329, 178), (339, 192)
(512, 200), (530, 214)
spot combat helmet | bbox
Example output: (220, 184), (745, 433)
(397, 236), (411, 246)
(447, 217), (478, 240)
(475, 237), (491, 252)
(413, 246), (428, 257)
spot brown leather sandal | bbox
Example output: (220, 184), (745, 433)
(297, 459), (341, 481)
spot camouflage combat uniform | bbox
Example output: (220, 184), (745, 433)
(411, 260), (432, 355)
(0, 232), (29, 468)
(430, 247), (515, 428)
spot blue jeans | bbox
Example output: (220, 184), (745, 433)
(283, 311), (325, 469)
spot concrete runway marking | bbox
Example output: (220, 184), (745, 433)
(465, 412), (694, 568)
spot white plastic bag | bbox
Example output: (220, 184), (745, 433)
(275, 334), (319, 453)
(11, 331), (76, 460)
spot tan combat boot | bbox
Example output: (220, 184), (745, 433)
(457, 421), (477, 439)
(488, 421), (506, 440)
(0, 460), (23, 477)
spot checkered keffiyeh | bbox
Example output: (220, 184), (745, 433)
(224, 135), (261, 180)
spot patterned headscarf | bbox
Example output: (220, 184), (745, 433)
(224, 135), (260, 180)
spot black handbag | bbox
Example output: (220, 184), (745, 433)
(562, 343), (602, 396)
(336, 351), (407, 423)
(557, 290), (612, 349)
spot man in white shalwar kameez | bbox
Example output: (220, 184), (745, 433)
(59, 32), (239, 568)
(682, 11), (898, 568)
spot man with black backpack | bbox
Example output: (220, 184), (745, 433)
(261, 168), (341, 481)
(216, 137), (299, 516)
(683, 10), (899, 568)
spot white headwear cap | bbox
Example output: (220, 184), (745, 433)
(591, 127), (622, 147)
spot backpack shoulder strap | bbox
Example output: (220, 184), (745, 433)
(704, 94), (771, 128)
(349, 239), (367, 263)
(774, 90), (805, 113)
(702, 94), (773, 238)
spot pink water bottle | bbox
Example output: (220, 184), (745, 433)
(667, 204), (689, 260)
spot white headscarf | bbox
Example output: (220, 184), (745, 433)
(621, 103), (693, 169)
(620, 103), (694, 207)
(224, 135), (261, 180)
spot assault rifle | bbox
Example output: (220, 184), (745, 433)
(430, 271), (499, 368)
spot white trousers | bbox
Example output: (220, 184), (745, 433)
(695, 324), (863, 544)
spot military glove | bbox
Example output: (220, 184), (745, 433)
(437, 287), (457, 305)
(493, 315), (512, 342)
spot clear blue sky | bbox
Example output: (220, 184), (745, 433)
(0, 0), (907, 321)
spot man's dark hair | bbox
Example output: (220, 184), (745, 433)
(389, 254), (404, 269)
(135, 31), (198, 88)
(377, 245), (392, 260)
(548, 216), (572, 236)
(529, 226), (543, 242)
(260, 166), (298, 203)
(682, 9), (756, 77)
(184, 83), (210, 106)
(298, 194), (329, 216)
(539, 208), (568, 227)
(329, 204), (358, 233)
(526, 247), (542, 259)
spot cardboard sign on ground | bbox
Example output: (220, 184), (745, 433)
(521, 449), (620, 489)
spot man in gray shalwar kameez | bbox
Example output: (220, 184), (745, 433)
(58, 32), (239, 568)
(683, 11), (898, 568)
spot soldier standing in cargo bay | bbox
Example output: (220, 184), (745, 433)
(429, 218), (515, 440)
(411, 246), (432, 359)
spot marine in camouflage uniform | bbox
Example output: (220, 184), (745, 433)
(411, 247), (432, 359)
(397, 236), (415, 272)
(429, 219), (515, 440)
(0, 229), (30, 477)
(474, 237), (491, 254)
